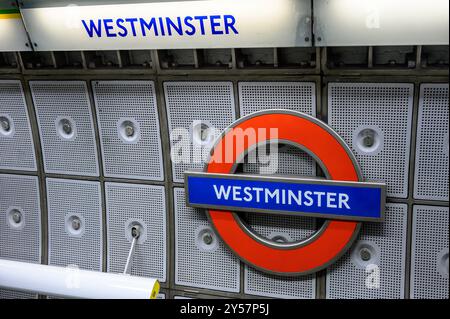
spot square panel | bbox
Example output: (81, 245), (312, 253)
(326, 203), (408, 299)
(106, 182), (166, 282)
(164, 82), (236, 183)
(411, 205), (448, 299)
(0, 174), (41, 263)
(328, 83), (414, 198)
(414, 84), (449, 201)
(92, 81), (164, 181)
(0, 174), (41, 299)
(174, 187), (240, 293)
(46, 178), (102, 271)
(0, 80), (36, 171)
(30, 81), (99, 176)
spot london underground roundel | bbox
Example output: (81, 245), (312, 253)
(185, 110), (386, 276)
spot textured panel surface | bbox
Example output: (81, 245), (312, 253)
(239, 81), (317, 178)
(414, 84), (449, 201)
(0, 80), (36, 171)
(0, 174), (41, 263)
(0, 289), (36, 299)
(411, 205), (449, 299)
(164, 82), (236, 183)
(174, 188), (240, 293)
(106, 182), (166, 282)
(0, 174), (40, 300)
(30, 81), (99, 176)
(326, 203), (407, 299)
(239, 82), (316, 116)
(93, 81), (164, 181)
(47, 178), (102, 271)
(328, 83), (413, 198)
(244, 213), (316, 299)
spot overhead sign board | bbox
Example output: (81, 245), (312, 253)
(0, 2), (31, 52)
(185, 110), (386, 276)
(314, 0), (449, 46)
(20, 0), (312, 51)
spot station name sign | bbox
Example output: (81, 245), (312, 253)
(186, 172), (385, 222)
(184, 110), (386, 276)
(20, 0), (312, 51)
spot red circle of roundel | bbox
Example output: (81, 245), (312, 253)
(204, 111), (361, 276)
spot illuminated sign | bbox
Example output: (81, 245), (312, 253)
(0, 2), (31, 52)
(20, 0), (312, 51)
(185, 110), (386, 276)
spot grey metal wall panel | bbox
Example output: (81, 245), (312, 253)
(326, 203), (407, 299)
(174, 187), (240, 293)
(244, 214), (316, 299)
(0, 80), (36, 171)
(239, 81), (317, 177)
(0, 174), (41, 299)
(47, 178), (102, 271)
(411, 205), (449, 299)
(164, 82), (236, 183)
(92, 81), (164, 181)
(328, 83), (414, 198)
(106, 182), (167, 282)
(0, 174), (41, 263)
(414, 84), (449, 201)
(30, 81), (99, 176)
(0, 288), (37, 299)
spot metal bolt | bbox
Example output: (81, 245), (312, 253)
(200, 124), (210, 142)
(203, 233), (213, 245)
(12, 211), (22, 224)
(272, 235), (287, 243)
(131, 225), (141, 239)
(0, 117), (10, 132)
(362, 130), (375, 148)
(360, 248), (372, 262)
(61, 120), (72, 135)
(124, 123), (135, 137)
(71, 218), (81, 231)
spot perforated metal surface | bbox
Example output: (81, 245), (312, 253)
(106, 182), (166, 282)
(326, 203), (407, 299)
(411, 205), (449, 299)
(164, 82), (236, 183)
(0, 174), (41, 300)
(30, 81), (99, 176)
(174, 188), (240, 293)
(93, 81), (164, 181)
(239, 82), (317, 178)
(414, 84), (449, 201)
(238, 82), (316, 116)
(0, 80), (36, 171)
(47, 178), (102, 271)
(328, 83), (413, 198)
(0, 174), (41, 263)
(242, 144), (316, 177)
(244, 213), (316, 299)
(0, 288), (36, 299)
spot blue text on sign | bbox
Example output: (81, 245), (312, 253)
(185, 172), (385, 222)
(81, 15), (238, 38)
